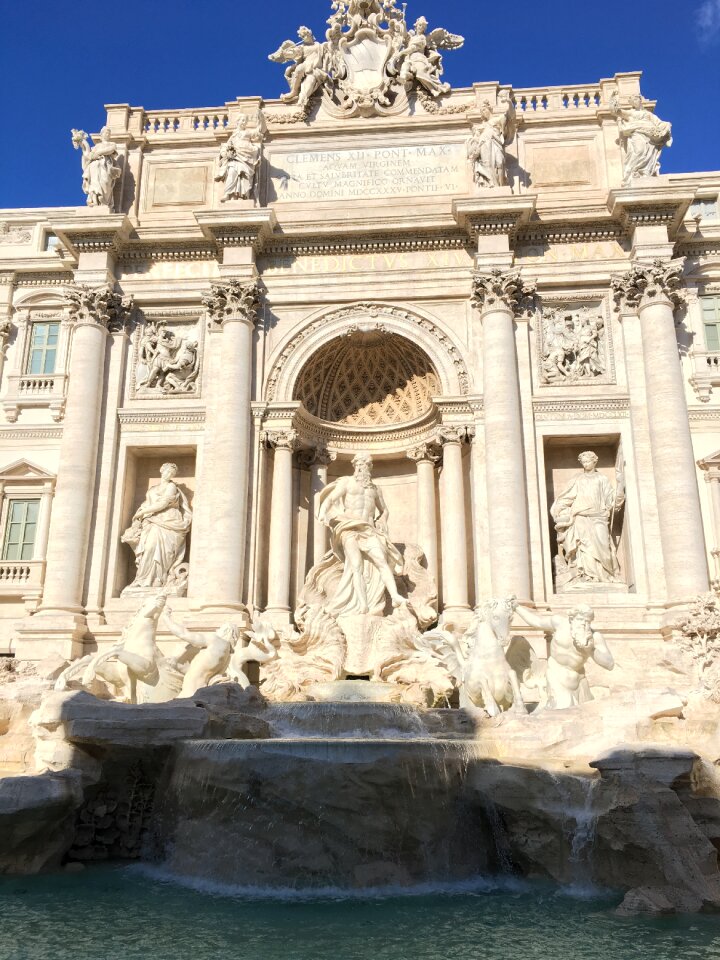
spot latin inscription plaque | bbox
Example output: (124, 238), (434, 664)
(268, 143), (467, 202)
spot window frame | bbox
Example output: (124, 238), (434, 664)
(1, 497), (41, 562)
(25, 319), (61, 376)
(702, 296), (720, 353)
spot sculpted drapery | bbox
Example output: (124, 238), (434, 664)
(551, 452), (624, 585)
(122, 463), (192, 593)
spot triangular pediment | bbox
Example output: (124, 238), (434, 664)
(0, 459), (56, 482)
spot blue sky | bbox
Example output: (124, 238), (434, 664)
(0, 0), (718, 210)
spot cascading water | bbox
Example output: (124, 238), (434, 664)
(151, 732), (493, 890)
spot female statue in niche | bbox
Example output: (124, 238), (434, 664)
(121, 463), (192, 597)
(551, 450), (625, 587)
(215, 116), (264, 202)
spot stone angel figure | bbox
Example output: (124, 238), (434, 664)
(394, 16), (464, 98)
(269, 27), (330, 109)
(215, 115), (264, 203)
(467, 92), (516, 189)
(610, 92), (672, 185)
(71, 126), (122, 212)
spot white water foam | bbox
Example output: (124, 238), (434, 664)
(129, 864), (533, 902)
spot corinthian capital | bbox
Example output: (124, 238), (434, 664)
(611, 257), (686, 312)
(262, 428), (298, 452)
(436, 424), (475, 446)
(65, 284), (134, 331)
(203, 279), (259, 327)
(407, 442), (441, 464)
(471, 268), (537, 317)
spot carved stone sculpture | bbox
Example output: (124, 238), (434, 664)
(136, 322), (200, 395)
(428, 597), (525, 716)
(393, 16), (463, 98)
(55, 594), (183, 704)
(269, 26), (330, 110)
(215, 115), (264, 202)
(676, 594), (720, 703)
(610, 93), (672, 185)
(466, 93), (516, 189)
(316, 453), (405, 616)
(551, 451), (625, 588)
(121, 463), (192, 597)
(515, 603), (614, 709)
(227, 619), (281, 689)
(541, 309), (606, 383)
(269, 0), (463, 118)
(163, 608), (241, 698)
(71, 127), (122, 211)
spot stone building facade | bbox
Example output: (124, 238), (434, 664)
(0, 3), (719, 666)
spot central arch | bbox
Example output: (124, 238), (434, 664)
(265, 301), (470, 404)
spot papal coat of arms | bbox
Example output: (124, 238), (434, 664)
(269, 0), (464, 118)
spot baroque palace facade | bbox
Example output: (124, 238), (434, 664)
(0, 0), (719, 667)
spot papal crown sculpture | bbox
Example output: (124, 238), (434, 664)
(269, 0), (464, 118)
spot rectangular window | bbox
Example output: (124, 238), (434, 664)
(702, 297), (720, 353)
(26, 321), (60, 376)
(1, 499), (40, 562)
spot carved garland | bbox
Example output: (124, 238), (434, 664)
(265, 302), (470, 401)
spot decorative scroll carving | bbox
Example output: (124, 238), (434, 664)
(65, 284), (134, 331)
(263, 428), (299, 451)
(0, 222), (32, 245)
(611, 258), (686, 311)
(406, 442), (440, 463)
(71, 127), (122, 211)
(436, 424), (475, 445)
(540, 307), (606, 384)
(202, 280), (259, 327)
(269, 0), (463, 119)
(471, 268), (537, 316)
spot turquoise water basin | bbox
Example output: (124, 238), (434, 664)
(1, 867), (719, 960)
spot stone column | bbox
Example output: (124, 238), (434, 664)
(35, 480), (55, 563)
(613, 258), (709, 600)
(437, 426), (472, 617)
(407, 443), (440, 584)
(305, 447), (335, 567)
(199, 280), (259, 611)
(698, 458), (720, 590)
(264, 429), (298, 623)
(38, 286), (132, 619)
(472, 269), (533, 599)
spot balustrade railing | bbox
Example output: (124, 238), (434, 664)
(141, 109), (230, 136)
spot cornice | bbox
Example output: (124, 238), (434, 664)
(263, 231), (471, 258)
(118, 409), (206, 426)
(533, 397), (630, 421)
(0, 426), (63, 440)
(516, 222), (627, 246)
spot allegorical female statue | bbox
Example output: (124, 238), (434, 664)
(551, 451), (625, 586)
(215, 116), (264, 202)
(121, 462), (192, 596)
(610, 93), (672, 185)
(466, 93), (515, 189)
(71, 126), (122, 211)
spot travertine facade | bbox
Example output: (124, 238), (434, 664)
(1, 0), (719, 667)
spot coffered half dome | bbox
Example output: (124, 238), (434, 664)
(293, 329), (441, 427)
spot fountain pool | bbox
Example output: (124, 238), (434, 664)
(1, 867), (719, 960)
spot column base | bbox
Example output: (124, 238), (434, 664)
(182, 610), (251, 633)
(263, 607), (292, 630)
(13, 612), (88, 662)
(438, 605), (473, 634)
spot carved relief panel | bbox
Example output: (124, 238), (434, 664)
(129, 309), (204, 400)
(536, 298), (615, 387)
